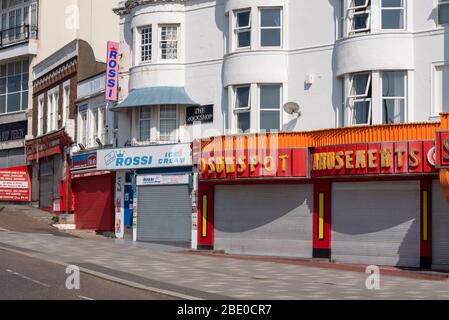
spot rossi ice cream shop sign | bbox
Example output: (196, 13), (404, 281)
(97, 144), (192, 170)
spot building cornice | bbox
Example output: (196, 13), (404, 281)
(113, 0), (188, 16)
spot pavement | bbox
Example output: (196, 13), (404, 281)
(1, 204), (449, 300)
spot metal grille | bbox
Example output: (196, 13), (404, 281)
(137, 184), (191, 242)
(214, 184), (314, 258)
(332, 181), (420, 267)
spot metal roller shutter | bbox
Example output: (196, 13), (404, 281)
(73, 174), (115, 231)
(53, 155), (62, 201)
(214, 184), (313, 258)
(332, 181), (420, 267)
(39, 159), (53, 209)
(432, 180), (449, 268)
(137, 185), (191, 242)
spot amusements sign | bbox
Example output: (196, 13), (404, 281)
(0, 166), (31, 202)
(311, 141), (437, 177)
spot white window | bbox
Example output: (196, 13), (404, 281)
(439, 0), (449, 25)
(160, 25), (178, 60)
(381, 0), (405, 30)
(62, 82), (70, 127)
(47, 88), (58, 133)
(348, 72), (372, 125)
(99, 107), (106, 144)
(259, 85), (281, 131)
(159, 105), (178, 142)
(234, 10), (251, 49)
(79, 109), (88, 147)
(234, 85), (251, 133)
(0, 59), (29, 114)
(382, 71), (406, 124)
(140, 26), (152, 62)
(260, 8), (282, 47)
(348, 0), (371, 34)
(92, 108), (98, 144)
(139, 106), (152, 142)
(37, 95), (44, 136)
(434, 64), (449, 115)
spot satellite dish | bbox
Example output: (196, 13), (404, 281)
(283, 102), (301, 117)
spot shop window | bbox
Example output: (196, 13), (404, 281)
(159, 105), (178, 142)
(234, 85), (251, 133)
(382, 71), (406, 124)
(260, 8), (282, 47)
(381, 0), (405, 30)
(139, 106), (152, 142)
(259, 84), (281, 132)
(140, 26), (152, 63)
(235, 9), (251, 49)
(348, 72), (372, 125)
(439, 0), (449, 25)
(348, 0), (371, 34)
(160, 25), (178, 60)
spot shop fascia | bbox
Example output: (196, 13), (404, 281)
(97, 143), (193, 171)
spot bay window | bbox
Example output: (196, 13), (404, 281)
(439, 0), (449, 25)
(382, 71), (406, 124)
(381, 0), (405, 30)
(0, 60), (28, 114)
(260, 8), (281, 47)
(160, 25), (179, 60)
(348, 73), (372, 125)
(259, 85), (281, 131)
(159, 105), (178, 142)
(235, 10), (251, 49)
(234, 86), (251, 133)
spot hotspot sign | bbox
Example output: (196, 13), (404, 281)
(105, 41), (119, 101)
(97, 144), (193, 170)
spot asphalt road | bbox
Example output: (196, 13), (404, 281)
(0, 248), (177, 300)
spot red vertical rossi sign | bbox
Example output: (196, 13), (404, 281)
(0, 166), (31, 202)
(105, 41), (120, 102)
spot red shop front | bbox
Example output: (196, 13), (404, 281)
(71, 152), (115, 232)
(197, 133), (449, 270)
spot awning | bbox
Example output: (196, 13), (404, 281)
(112, 87), (200, 110)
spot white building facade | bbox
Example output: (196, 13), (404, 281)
(113, 0), (449, 143)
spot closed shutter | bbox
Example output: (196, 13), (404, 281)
(137, 185), (191, 242)
(0, 148), (25, 169)
(332, 181), (420, 267)
(214, 184), (313, 258)
(432, 180), (449, 267)
(39, 159), (53, 209)
(73, 174), (115, 231)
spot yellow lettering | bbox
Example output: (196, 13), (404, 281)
(396, 148), (405, 168)
(225, 157), (236, 173)
(345, 151), (354, 169)
(368, 149), (377, 169)
(326, 152), (336, 170)
(380, 148), (393, 168)
(215, 157), (225, 174)
(335, 151), (345, 170)
(249, 155), (259, 173)
(264, 156), (276, 172)
(279, 155), (289, 172)
(409, 148), (420, 168)
(237, 156), (246, 173)
(355, 150), (367, 169)
(208, 158), (216, 174)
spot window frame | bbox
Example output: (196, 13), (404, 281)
(234, 9), (252, 50)
(159, 105), (179, 143)
(381, 70), (407, 124)
(138, 106), (153, 142)
(37, 94), (44, 136)
(258, 84), (282, 132)
(438, 0), (449, 25)
(140, 25), (152, 63)
(47, 87), (58, 133)
(159, 24), (179, 61)
(380, 0), (406, 30)
(233, 85), (251, 133)
(348, 72), (373, 126)
(259, 7), (283, 48)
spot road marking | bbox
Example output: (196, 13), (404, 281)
(6, 269), (51, 288)
(77, 295), (94, 301)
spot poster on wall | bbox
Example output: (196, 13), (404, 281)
(0, 166), (31, 202)
(115, 171), (125, 239)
